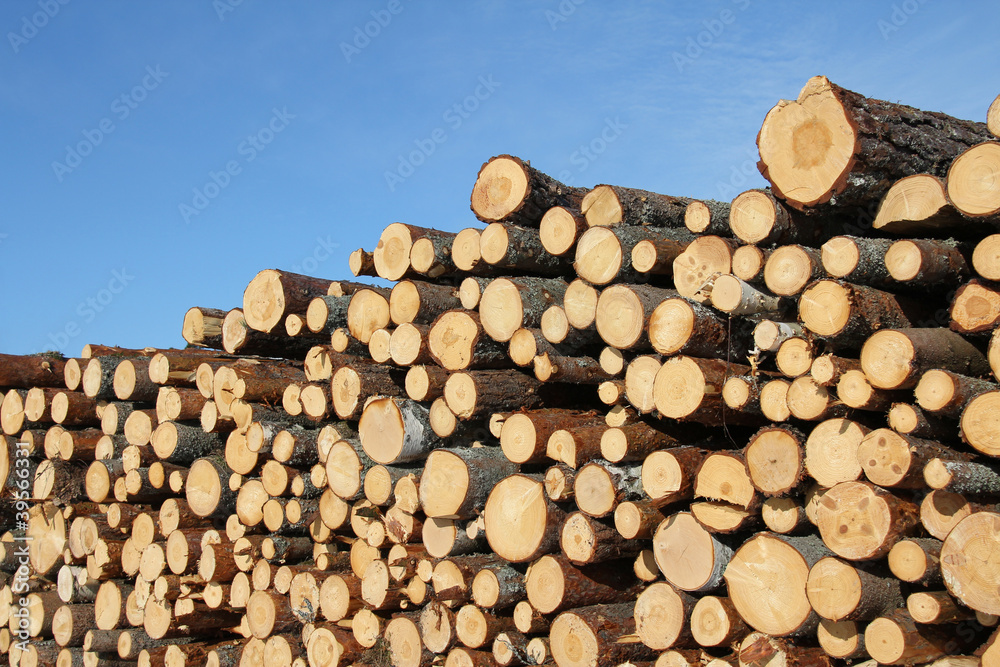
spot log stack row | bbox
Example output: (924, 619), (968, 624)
(3, 75), (1000, 667)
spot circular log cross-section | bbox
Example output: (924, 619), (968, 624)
(815, 481), (919, 561)
(940, 511), (1000, 616)
(652, 512), (731, 593)
(948, 141), (1000, 217)
(484, 474), (563, 563)
(723, 533), (825, 637)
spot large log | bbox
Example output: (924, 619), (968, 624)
(242, 269), (331, 333)
(757, 75), (992, 210)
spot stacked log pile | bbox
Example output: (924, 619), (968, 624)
(3, 75), (1000, 667)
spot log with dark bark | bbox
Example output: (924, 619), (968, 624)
(374, 223), (457, 282)
(861, 328), (990, 390)
(471, 155), (585, 227)
(480, 223), (569, 276)
(479, 276), (568, 343)
(575, 225), (692, 285)
(242, 269), (331, 334)
(757, 75), (993, 210)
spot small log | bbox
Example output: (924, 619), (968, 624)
(951, 279), (1000, 334)
(710, 274), (789, 317)
(864, 609), (953, 665)
(525, 553), (644, 615)
(634, 582), (697, 650)
(821, 236), (896, 288)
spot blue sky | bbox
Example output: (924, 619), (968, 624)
(1, 1), (997, 356)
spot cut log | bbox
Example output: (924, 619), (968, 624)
(925, 458), (1000, 495)
(390, 280), (462, 326)
(563, 277), (599, 330)
(221, 308), (314, 358)
(907, 590), (976, 624)
(551, 602), (657, 667)
(888, 538), (943, 586)
(641, 447), (703, 507)
(710, 274), (788, 317)
(864, 609), (953, 665)
(837, 369), (907, 411)
(480, 223), (568, 275)
(601, 420), (680, 464)
(479, 276), (568, 343)
(444, 369), (544, 419)
(821, 236), (895, 288)
(304, 295), (350, 335)
(374, 223), (456, 282)
(888, 402), (956, 441)
(405, 364), (450, 403)
(420, 447), (517, 519)
(346, 288), (391, 345)
(861, 328), (990, 390)
(873, 174), (970, 236)
(757, 75), (992, 210)
(724, 533), (832, 636)
(484, 474), (566, 563)
(973, 234), (1000, 281)
(685, 199), (731, 236)
(916, 369), (996, 418)
(764, 245), (823, 297)
(803, 417), (869, 488)
(653, 356), (753, 424)
(242, 269), (331, 333)
(815, 481), (919, 560)
(499, 408), (601, 465)
(649, 296), (749, 359)
(330, 363), (406, 420)
(429, 310), (508, 370)
(885, 239), (971, 287)
(775, 336), (814, 379)
(575, 225), (692, 285)
(690, 595), (748, 648)
(471, 154), (585, 227)
(951, 279), (1000, 334)
(941, 511), (1000, 616)
(672, 236), (739, 300)
(745, 426), (807, 496)
(806, 556), (904, 621)
(961, 390), (1000, 456)
(561, 510), (640, 564)
(732, 244), (770, 284)
(948, 142), (1000, 217)
(754, 320), (803, 353)
(582, 184), (690, 228)
(634, 582), (697, 650)
(359, 397), (440, 464)
(0, 352), (67, 388)
(920, 489), (994, 541)
(798, 280), (921, 349)
(596, 284), (677, 350)
(540, 206), (586, 257)
(574, 461), (642, 518)
(652, 512), (732, 592)
(761, 496), (810, 535)
(729, 189), (834, 246)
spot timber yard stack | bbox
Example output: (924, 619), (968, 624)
(3, 75), (1000, 667)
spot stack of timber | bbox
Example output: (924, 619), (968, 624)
(3, 75), (1000, 667)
